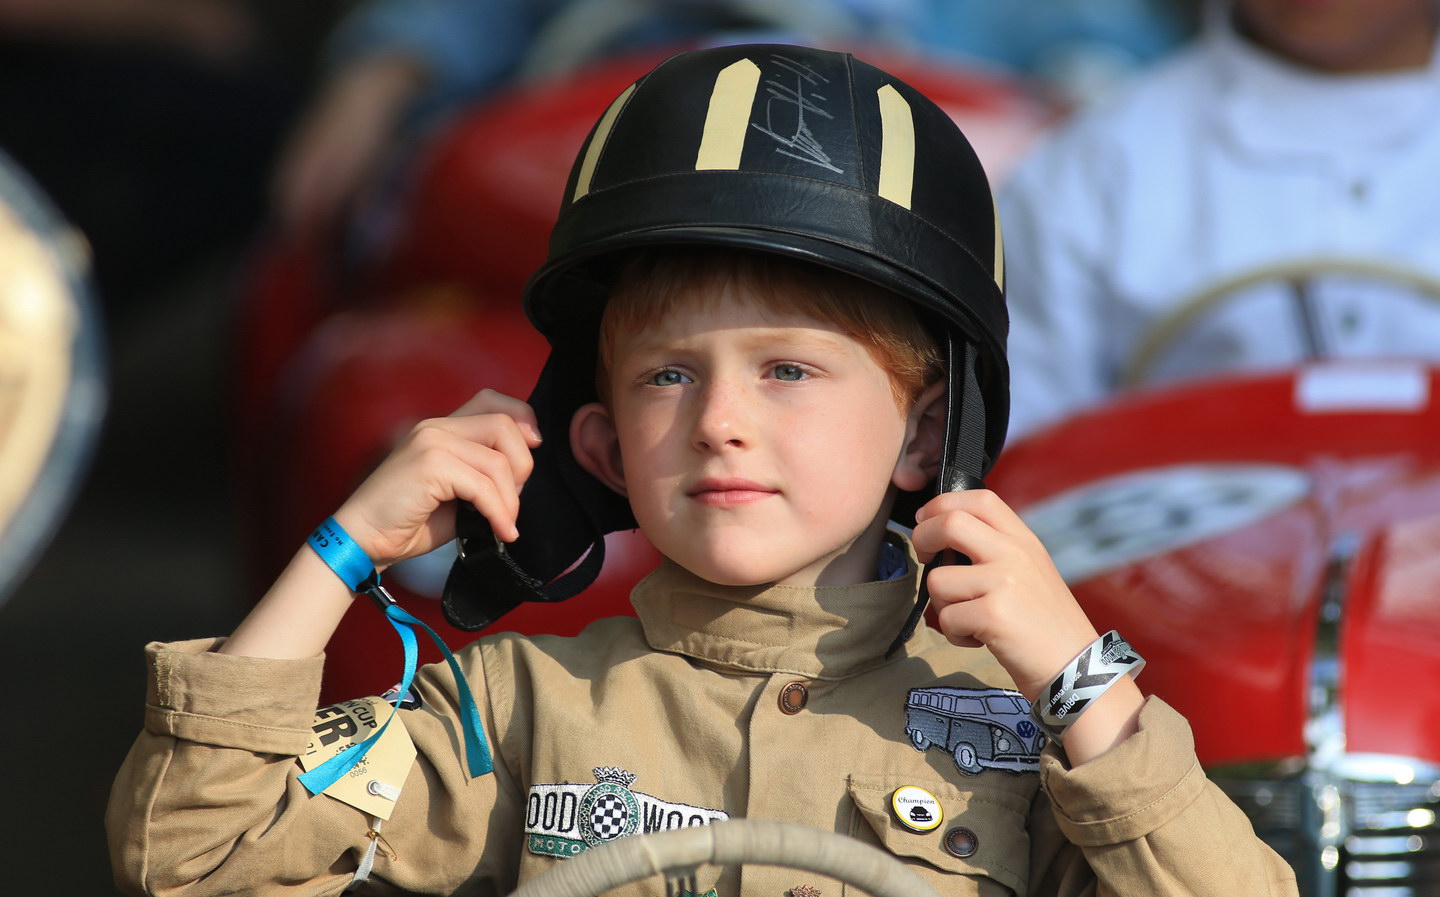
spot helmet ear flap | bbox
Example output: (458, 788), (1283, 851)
(441, 303), (633, 632)
(939, 336), (990, 494)
(442, 504), (546, 631)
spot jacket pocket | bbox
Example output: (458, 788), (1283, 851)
(847, 774), (1030, 896)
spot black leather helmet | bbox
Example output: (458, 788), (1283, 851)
(444, 44), (1009, 634)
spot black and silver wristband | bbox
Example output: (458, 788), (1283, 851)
(1033, 630), (1145, 743)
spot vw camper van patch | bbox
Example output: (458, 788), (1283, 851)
(526, 767), (729, 858)
(904, 687), (1045, 776)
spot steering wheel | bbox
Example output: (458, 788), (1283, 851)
(1120, 257), (1440, 388)
(507, 819), (940, 897)
(517, 0), (864, 81)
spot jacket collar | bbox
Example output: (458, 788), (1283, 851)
(629, 532), (922, 680)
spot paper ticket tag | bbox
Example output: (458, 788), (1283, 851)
(298, 696), (417, 820)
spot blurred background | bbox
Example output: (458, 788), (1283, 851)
(11, 0), (1440, 894)
(0, 4), (342, 894)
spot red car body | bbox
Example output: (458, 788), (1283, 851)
(989, 364), (1440, 893)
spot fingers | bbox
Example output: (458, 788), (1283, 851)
(923, 553), (1096, 694)
(424, 441), (521, 542)
(910, 490), (1042, 564)
(404, 412), (537, 539)
(910, 495), (1019, 566)
(924, 561), (1022, 623)
(338, 401), (546, 567)
(451, 389), (543, 445)
(915, 488), (1031, 537)
(911, 489), (1095, 692)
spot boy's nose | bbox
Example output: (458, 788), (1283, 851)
(690, 382), (750, 451)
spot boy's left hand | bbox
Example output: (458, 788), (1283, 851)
(911, 489), (1101, 703)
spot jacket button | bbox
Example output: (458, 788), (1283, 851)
(779, 681), (809, 714)
(944, 826), (978, 858)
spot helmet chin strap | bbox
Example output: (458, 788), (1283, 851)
(885, 335), (987, 659)
(442, 457), (611, 632)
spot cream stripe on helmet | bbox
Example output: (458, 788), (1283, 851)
(876, 84), (914, 210)
(992, 194), (1005, 291)
(572, 84), (636, 202)
(696, 59), (761, 170)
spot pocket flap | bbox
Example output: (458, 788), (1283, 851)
(848, 775), (1030, 895)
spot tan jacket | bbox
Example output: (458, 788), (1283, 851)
(108, 551), (1298, 897)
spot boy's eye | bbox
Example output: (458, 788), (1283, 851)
(647, 369), (691, 387)
(772, 364), (808, 381)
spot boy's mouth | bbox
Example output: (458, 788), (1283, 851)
(687, 477), (779, 506)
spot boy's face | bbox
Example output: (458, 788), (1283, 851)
(575, 282), (930, 588)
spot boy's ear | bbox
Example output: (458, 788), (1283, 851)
(893, 380), (946, 493)
(570, 402), (627, 496)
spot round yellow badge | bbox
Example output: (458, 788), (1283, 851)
(891, 786), (943, 832)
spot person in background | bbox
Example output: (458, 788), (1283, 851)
(271, 0), (912, 240)
(1000, 0), (1440, 438)
(272, 0), (1191, 241)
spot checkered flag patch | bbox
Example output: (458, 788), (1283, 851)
(589, 793), (630, 841)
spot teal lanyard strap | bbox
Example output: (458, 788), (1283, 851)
(298, 588), (493, 795)
(385, 599), (493, 779)
(301, 518), (493, 794)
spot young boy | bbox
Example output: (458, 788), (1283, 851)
(108, 45), (1298, 896)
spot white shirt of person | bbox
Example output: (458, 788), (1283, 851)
(998, 15), (1440, 438)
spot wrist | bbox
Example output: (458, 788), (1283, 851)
(1055, 676), (1144, 766)
(330, 505), (395, 573)
(220, 545), (356, 658)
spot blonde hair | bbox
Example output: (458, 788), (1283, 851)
(597, 248), (943, 409)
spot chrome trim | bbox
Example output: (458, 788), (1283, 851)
(1210, 757), (1440, 896)
(1308, 532), (1359, 897)
(1306, 531), (1355, 767)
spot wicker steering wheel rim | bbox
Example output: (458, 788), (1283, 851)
(506, 819), (941, 897)
(1121, 257), (1440, 388)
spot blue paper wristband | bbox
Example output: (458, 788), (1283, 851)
(307, 516), (376, 591)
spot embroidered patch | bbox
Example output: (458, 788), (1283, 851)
(904, 687), (1044, 776)
(526, 767), (729, 859)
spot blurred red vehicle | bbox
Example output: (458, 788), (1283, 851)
(989, 358), (1440, 895)
(984, 257), (1440, 894)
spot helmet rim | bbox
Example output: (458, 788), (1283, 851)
(525, 159), (1010, 473)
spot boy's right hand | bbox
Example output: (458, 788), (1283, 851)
(331, 389), (543, 572)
